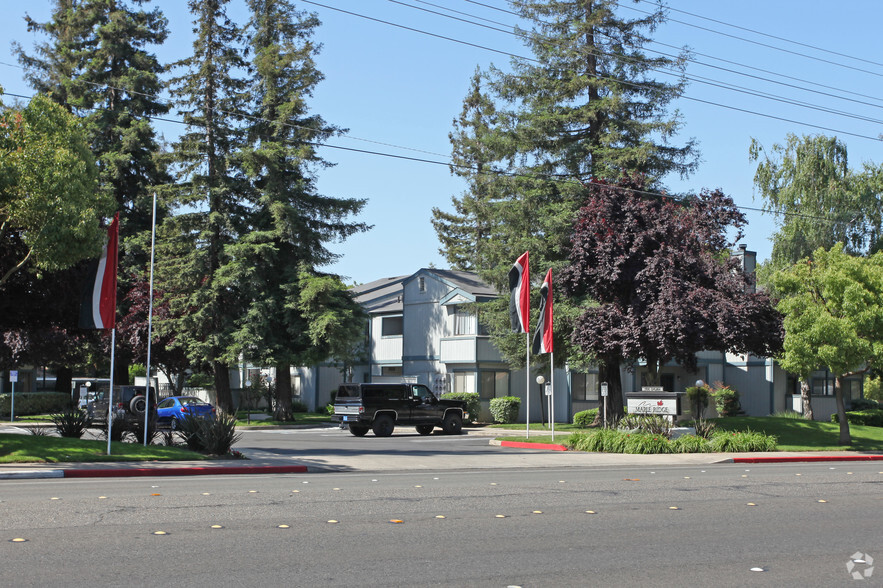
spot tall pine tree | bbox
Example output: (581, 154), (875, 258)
(434, 0), (697, 375)
(228, 0), (367, 419)
(161, 0), (250, 412)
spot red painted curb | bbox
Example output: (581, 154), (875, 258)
(499, 441), (568, 451)
(733, 455), (883, 464)
(63, 465), (309, 478)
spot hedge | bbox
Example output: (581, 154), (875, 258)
(441, 392), (480, 424)
(831, 409), (883, 427)
(0, 392), (71, 417)
(489, 396), (520, 424)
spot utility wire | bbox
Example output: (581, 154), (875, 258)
(392, 0), (883, 125)
(632, 0), (883, 69)
(0, 88), (861, 230)
(303, 1), (883, 141)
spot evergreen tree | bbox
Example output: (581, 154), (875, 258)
(14, 0), (170, 383)
(160, 0), (250, 412)
(434, 1), (697, 373)
(229, 0), (367, 420)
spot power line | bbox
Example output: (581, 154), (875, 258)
(391, 0), (883, 126)
(633, 0), (883, 70)
(304, 1), (883, 141)
(618, 1), (883, 78)
(0, 87), (863, 230)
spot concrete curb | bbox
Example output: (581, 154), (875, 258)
(495, 440), (568, 451)
(0, 464), (309, 480)
(732, 454), (883, 464)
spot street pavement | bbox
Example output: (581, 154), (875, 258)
(2, 423), (882, 479)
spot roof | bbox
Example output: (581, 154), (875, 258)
(351, 269), (497, 315)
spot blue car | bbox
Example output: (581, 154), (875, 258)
(156, 396), (216, 429)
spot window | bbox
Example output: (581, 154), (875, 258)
(454, 307), (474, 335)
(452, 372), (476, 394)
(381, 316), (403, 336)
(812, 376), (834, 396)
(480, 371), (509, 399)
(572, 372), (599, 401)
(418, 276), (425, 291)
(381, 366), (402, 377)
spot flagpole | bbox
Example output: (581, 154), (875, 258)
(143, 192), (157, 446)
(106, 328), (116, 455)
(550, 351), (555, 442)
(526, 334), (530, 439)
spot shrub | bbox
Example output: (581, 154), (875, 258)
(848, 398), (881, 412)
(441, 392), (480, 424)
(187, 372), (214, 388)
(624, 433), (671, 454)
(489, 396), (520, 424)
(0, 392), (70, 417)
(831, 409), (883, 427)
(291, 400), (308, 413)
(572, 409), (599, 428)
(128, 364), (146, 384)
(618, 414), (672, 437)
(103, 415), (128, 442)
(864, 376), (883, 403)
(198, 413), (241, 455)
(178, 413), (241, 455)
(712, 384), (741, 417)
(50, 410), (90, 438)
(709, 429), (777, 452)
(686, 385), (711, 419)
(670, 434), (711, 453)
(128, 415), (160, 445)
(693, 417), (717, 439)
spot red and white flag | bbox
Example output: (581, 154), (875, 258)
(79, 213), (119, 330)
(509, 251), (530, 333)
(532, 268), (553, 354)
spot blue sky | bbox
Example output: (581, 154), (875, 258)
(1, 1), (881, 285)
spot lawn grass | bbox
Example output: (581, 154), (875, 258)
(497, 416), (883, 452)
(712, 416), (883, 452)
(0, 433), (209, 464)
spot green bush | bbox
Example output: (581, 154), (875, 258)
(291, 400), (308, 413)
(864, 376), (883, 403)
(186, 373), (214, 388)
(50, 410), (90, 439)
(128, 364), (146, 384)
(572, 409), (599, 428)
(0, 392), (70, 417)
(831, 409), (883, 427)
(848, 398), (881, 412)
(441, 392), (480, 424)
(712, 385), (742, 417)
(619, 414), (672, 437)
(623, 432), (671, 454)
(670, 434), (711, 453)
(178, 413), (240, 455)
(489, 396), (520, 424)
(686, 385), (711, 418)
(709, 429), (777, 452)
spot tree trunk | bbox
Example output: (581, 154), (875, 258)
(834, 376), (852, 446)
(274, 363), (293, 421)
(214, 361), (233, 414)
(800, 379), (813, 420)
(600, 355), (624, 419)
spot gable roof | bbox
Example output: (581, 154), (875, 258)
(352, 269), (497, 315)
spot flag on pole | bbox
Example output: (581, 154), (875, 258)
(79, 213), (119, 330)
(532, 268), (553, 354)
(509, 251), (530, 333)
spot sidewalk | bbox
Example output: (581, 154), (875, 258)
(3, 424), (883, 479)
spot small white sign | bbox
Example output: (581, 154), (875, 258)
(628, 398), (677, 415)
(600, 383), (609, 397)
(9, 370), (18, 383)
(641, 386), (664, 392)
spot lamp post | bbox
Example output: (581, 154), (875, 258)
(536, 375), (545, 430)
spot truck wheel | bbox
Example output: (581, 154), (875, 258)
(130, 396), (147, 416)
(415, 425), (434, 436)
(372, 415), (395, 437)
(348, 424), (369, 437)
(442, 412), (462, 435)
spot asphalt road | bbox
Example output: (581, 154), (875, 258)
(1, 459), (880, 587)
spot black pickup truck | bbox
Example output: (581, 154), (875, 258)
(333, 383), (469, 437)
